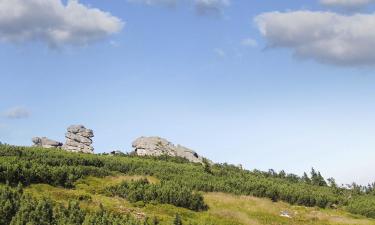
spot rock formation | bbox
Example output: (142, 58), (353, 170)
(132, 136), (205, 163)
(62, 125), (94, 154)
(32, 137), (63, 148)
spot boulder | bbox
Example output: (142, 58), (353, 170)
(65, 132), (92, 145)
(62, 125), (94, 154)
(132, 136), (205, 163)
(32, 137), (63, 148)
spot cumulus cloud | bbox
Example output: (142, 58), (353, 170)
(255, 11), (375, 66)
(3, 107), (31, 119)
(0, 0), (124, 47)
(194, 0), (230, 14)
(241, 38), (258, 48)
(320, 0), (375, 9)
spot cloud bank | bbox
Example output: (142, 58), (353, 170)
(255, 11), (375, 66)
(127, 0), (230, 14)
(194, 0), (230, 14)
(0, 0), (124, 47)
(3, 107), (31, 119)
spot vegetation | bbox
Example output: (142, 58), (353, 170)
(0, 144), (375, 224)
(105, 179), (207, 211)
(0, 184), (140, 225)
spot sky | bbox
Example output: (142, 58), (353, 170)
(1, 0), (375, 185)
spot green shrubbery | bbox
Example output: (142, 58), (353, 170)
(347, 195), (375, 218)
(0, 145), (374, 220)
(0, 185), (140, 225)
(105, 179), (207, 211)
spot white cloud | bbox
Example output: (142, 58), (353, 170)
(0, 0), (124, 47)
(3, 107), (31, 119)
(214, 48), (226, 57)
(320, 0), (375, 9)
(255, 10), (375, 66)
(194, 0), (230, 14)
(127, 0), (177, 6)
(241, 38), (258, 48)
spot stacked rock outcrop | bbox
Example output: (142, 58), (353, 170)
(132, 136), (205, 163)
(62, 125), (94, 154)
(32, 137), (63, 148)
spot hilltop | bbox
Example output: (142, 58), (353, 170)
(0, 144), (375, 225)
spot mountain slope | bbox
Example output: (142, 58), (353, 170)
(25, 175), (375, 225)
(0, 144), (375, 224)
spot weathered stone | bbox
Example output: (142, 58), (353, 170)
(67, 125), (85, 134)
(65, 133), (92, 145)
(32, 137), (63, 148)
(64, 139), (89, 148)
(66, 125), (93, 135)
(62, 125), (94, 154)
(132, 136), (205, 163)
(80, 130), (94, 138)
(175, 145), (203, 163)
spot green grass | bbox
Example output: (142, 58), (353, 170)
(25, 175), (375, 225)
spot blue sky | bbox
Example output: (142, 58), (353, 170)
(1, 0), (375, 185)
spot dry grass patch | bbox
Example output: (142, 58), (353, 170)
(203, 193), (375, 225)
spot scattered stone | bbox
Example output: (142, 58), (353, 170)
(62, 125), (94, 154)
(32, 137), (63, 148)
(110, 150), (126, 156)
(132, 136), (205, 163)
(280, 211), (293, 218)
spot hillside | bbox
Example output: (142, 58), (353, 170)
(0, 144), (375, 225)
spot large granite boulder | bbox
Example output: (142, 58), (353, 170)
(32, 137), (63, 148)
(62, 125), (94, 154)
(132, 136), (205, 163)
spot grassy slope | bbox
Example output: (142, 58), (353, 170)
(25, 175), (375, 225)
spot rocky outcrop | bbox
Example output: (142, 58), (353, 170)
(62, 125), (94, 154)
(132, 136), (205, 163)
(32, 137), (63, 148)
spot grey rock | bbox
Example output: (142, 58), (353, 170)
(62, 125), (94, 154)
(67, 125), (84, 134)
(175, 145), (203, 163)
(65, 133), (92, 145)
(67, 125), (94, 136)
(132, 136), (206, 163)
(63, 145), (94, 153)
(32, 137), (63, 148)
(80, 130), (94, 138)
(64, 139), (88, 148)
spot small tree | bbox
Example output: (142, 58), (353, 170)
(278, 170), (286, 178)
(327, 177), (337, 188)
(202, 158), (212, 175)
(310, 168), (327, 186)
(302, 172), (311, 184)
